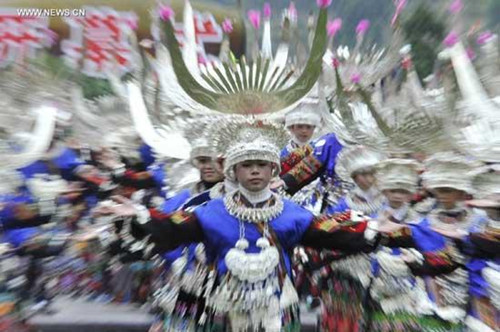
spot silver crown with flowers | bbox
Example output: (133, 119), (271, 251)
(209, 116), (289, 180)
(376, 158), (421, 193)
(116, 0), (332, 174)
(422, 152), (482, 193)
(335, 145), (387, 183)
(151, 0), (329, 117)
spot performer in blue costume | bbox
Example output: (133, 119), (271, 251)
(299, 146), (385, 332)
(326, 146), (387, 217)
(0, 168), (74, 325)
(382, 153), (488, 331)
(159, 134), (225, 271)
(280, 103), (321, 160)
(461, 165), (500, 332)
(97, 119), (383, 332)
(367, 158), (439, 331)
(277, 133), (344, 198)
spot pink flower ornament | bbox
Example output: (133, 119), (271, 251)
(356, 19), (370, 36)
(350, 73), (361, 84)
(263, 3), (271, 19)
(222, 18), (233, 34)
(247, 10), (261, 30)
(159, 5), (174, 22)
(391, 0), (407, 26)
(327, 18), (342, 38)
(317, 0), (332, 9)
(477, 31), (494, 45)
(449, 0), (463, 14)
(443, 31), (459, 47)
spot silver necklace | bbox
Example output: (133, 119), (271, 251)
(224, 191), (284, 224)
(428, 208), (472, 232)
(208, 182), (225, 199)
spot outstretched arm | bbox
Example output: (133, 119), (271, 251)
(95, 196), (203, 254)
(380, 224), (460, 277)
(468, 231), (500, 258)
(300, 211), (379, 253)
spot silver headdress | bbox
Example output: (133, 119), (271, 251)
(210, 116), (289, 180)
(284, 101), (322, 128)
(322, 30), (404, 96)
(335, 146), (387, 183)
(70, 88), (134, 149)
(440, 35), (500, 163)
(476, 33), (500, 97)
(0, 60), (69, 171)
(103, 126), (142, 162)
(183, 116), (221, 163)
(469, 164), (500, 199)
(422, 152), (482, 193)
(376, 158), (421, 193)
(330, 48), (452, 155)
(154, 1), (329, 116)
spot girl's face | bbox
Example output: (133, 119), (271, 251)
(434, 187), (466, 209)
(353, 171), (376, 191)
(235, 160), (274, 192)
(383, 189), (412, 209)
(290, 124), (315, 143)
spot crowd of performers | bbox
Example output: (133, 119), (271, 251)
(1, 1), (499, 332)
(0, 106), (498, 332)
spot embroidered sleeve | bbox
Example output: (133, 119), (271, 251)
(281, 154), (324, 195)
(281, 134), (343, 195)
(300, 211), (377, 253)
(130, 208), (203, 253)
(380, 226), (416, 248)
(407, 248), (458, 277)
(280, 144), (313, 176)
(113, 169), (157, 189)
(469, 231), (500, 258)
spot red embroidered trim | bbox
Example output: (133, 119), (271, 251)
(287, 154), (323, 185)
(312, 211), (368, 233)
(125, 170), (152, 180)
(149, 208), (169, 220)
(423, 251), (452, 267)
(280, 144), (313, 176)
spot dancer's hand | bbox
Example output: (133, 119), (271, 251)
(93, 196), (138, 217)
